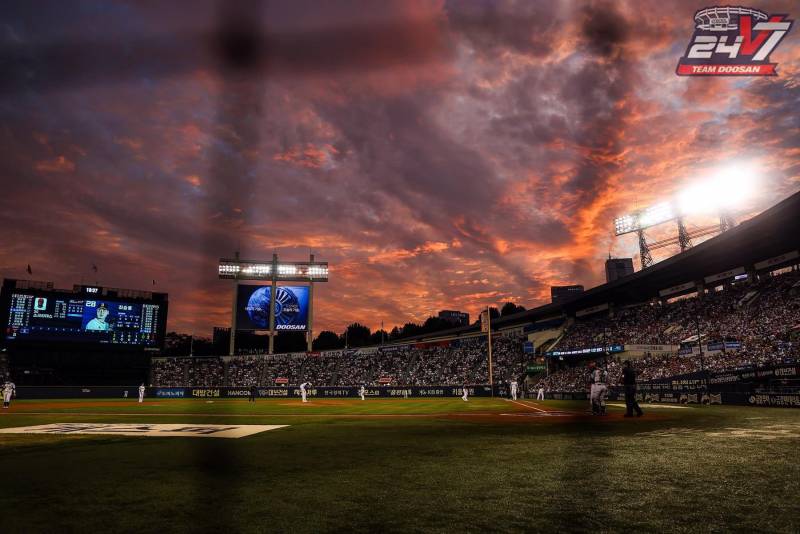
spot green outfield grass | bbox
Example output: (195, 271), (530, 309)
(0, 398), (798, 533)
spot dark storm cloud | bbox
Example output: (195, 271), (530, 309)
(445, 0), (557, 58)
(580, 3), (629, 57)
(0, 0), (452, 95)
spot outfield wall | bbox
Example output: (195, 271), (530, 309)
(12, 385), (800, 407)
(13, 384), (509, 400)
(550, 389), (800, 408)
(548, 362), (800, 408)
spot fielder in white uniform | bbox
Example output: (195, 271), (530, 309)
(589, 366), (609, 415)
(138, 384), (145, 403)
(537, 385), (545, 401)
(300, 382), (311, 403)
(461, 385), (469, 402)
(3, 380), (16, 409)
(359, 385), (366, 401)
(510, 379), (518, 401)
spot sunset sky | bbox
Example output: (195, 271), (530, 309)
(1, 0), (798, 336)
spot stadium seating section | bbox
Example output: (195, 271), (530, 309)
(151, 270), (800, 389)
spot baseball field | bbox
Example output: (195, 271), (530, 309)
(1, 397), (798, 533)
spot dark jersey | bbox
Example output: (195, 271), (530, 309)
(622, 366), (637, 386)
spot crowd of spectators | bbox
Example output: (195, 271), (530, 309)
(150, 270), (799, 389)
(542, 270), (800, 391)
(540, 343), (799, 393)
(150, 335), (527, 387)
(186, 357), (224, 387)
(150, 357), (186, 386)
(558, 270), (800, 351)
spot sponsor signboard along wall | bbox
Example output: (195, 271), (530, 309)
(236, 285), (309, 331)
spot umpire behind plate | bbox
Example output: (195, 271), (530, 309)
(621, 360), (644, 417)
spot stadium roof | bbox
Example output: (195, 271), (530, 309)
(405, 190), (800, 341)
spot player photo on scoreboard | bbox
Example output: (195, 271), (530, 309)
(81, 301), (115, 332)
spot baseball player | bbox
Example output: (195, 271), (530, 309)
(588, 363), (609, 415)
(138, 383), (145, 403)
(3, 379), (16, 409)
(537, 384), (545, 401)
(359, 385), (366, 401)
(510, 379), (518, 401)
(461, 385), (469, 402)
(300, 381), (311, 403)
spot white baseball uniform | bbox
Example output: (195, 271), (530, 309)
(3, 381), (15, 408)
(461, 386), (469, 401)
(300, 382), (310, 402)
(589, 368), (608, 414)
(537, 387), (545, 401)
(359, 386), (365, 401)
(138, 384), (145, 403)
(510, 380), (518, 401)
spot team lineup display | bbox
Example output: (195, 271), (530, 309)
(236, 284), (309, 331)
(4, 289), (164, 347)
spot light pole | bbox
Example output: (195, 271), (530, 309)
(696, 313), (709, 401)
(486, 307), (494, 396)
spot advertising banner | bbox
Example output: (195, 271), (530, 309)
(704, 266), (745, 285)
(624, 344), (680, 353)
(546, 344), (624, 357)
(755, 250), (799, 271)
(13, 383), (800, 407)
(575, 303), (609, 318)
(659, 281), (696, 297)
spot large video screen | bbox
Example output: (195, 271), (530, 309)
(236, 285), (309, 331)
(5, 291), (164, 347)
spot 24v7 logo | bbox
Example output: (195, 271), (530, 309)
(677, 6), (793, 76)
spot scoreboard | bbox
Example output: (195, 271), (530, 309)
(1, 280), (168, 349)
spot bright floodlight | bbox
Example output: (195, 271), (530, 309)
(614, 161), (759, 236)
(218, 258), (329, 281)
(677, 162), (757, 215)
(638, 202), (674, 228)
(614, 202), (675, 236)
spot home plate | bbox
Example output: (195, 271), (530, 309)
(0, 423), (287, 439)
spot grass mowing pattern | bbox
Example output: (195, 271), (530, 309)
(0, 398), (798, 533)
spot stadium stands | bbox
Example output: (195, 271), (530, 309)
(150, 269), (799, 391)
(151, 334), (528, 387)
(556, 269), (800, 350)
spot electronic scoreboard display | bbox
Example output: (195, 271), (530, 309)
(3, 285), (166, 348)
(236, 285), (309, 331)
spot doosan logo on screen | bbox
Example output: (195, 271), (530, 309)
(677, 6), (793, 76)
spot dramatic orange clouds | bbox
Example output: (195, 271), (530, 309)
(0, 0), (798, 336)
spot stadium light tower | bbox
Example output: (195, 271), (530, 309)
(218, 252), (329, 355)
(613, 162), (758, 269)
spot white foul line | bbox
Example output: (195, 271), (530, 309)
(506, 399), (548, 413)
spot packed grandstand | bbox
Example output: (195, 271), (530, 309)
(151, 267), (800, 392)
